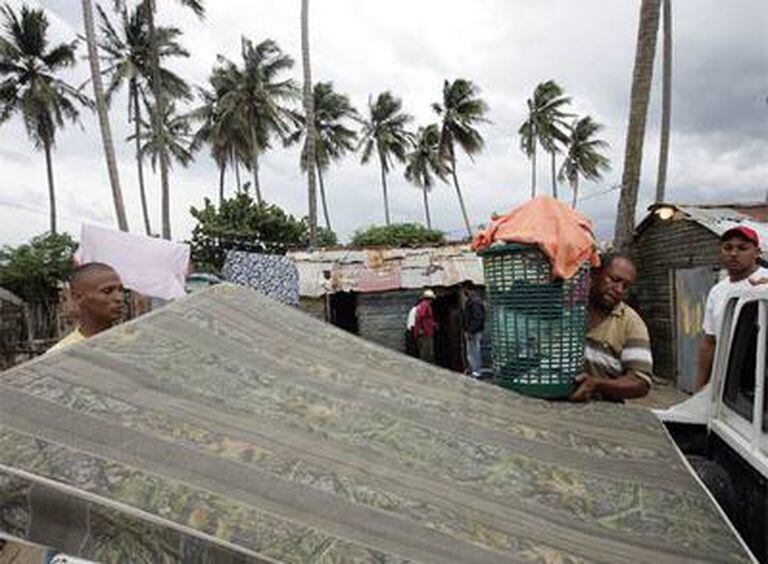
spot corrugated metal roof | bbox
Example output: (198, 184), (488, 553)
(641, 203), (768, 244)
(288, 245), (484, 297)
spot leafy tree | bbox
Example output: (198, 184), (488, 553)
(558, 116), (611, 208)
(134, 101), (194, 172)
(0, 232), (77, 338)
(217, 38), (300, 204)
(287, 81), (359, 232)
(433, 78), (488, 238)
(351, 223), (445, 248)
(189, 190), (336, 273)
(359, 91), (413, 226)
(0, 4), (92, 234)
(518, 79), (571, 199)
(404, 124), (448, 230)
(98, 1), (190, 235)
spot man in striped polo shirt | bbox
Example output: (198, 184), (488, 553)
(570, 254), (652, 402)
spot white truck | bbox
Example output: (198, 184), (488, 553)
(657, 283), (768, 562)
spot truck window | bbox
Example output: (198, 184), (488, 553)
(723, 302), (758, 422)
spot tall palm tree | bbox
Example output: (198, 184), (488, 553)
(189, 82), (249, 205)
(98, 2), (190, 235)
(558, 116), (611, 209)
(144, 0), (204, 240)
(0, 4), (92, 234)
(433, 78), (488, 238)
(518, 80), (570, 199)
(359, 91), (413, 225)
(286, 82), (358, 231)
(614, 0), (661, 252)
(404, 124), (448, 230)
(301, 0), (317, 246)
(81, 0), (128, 232)
(217, 38), (299, 205)
(134, 101), (194, 173)
(656, 0), (672, 203)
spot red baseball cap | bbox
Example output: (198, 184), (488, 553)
(721, 226), (760, 246)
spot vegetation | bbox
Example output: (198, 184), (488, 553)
(359, 91), (413, 226)
(189, 190), (336, 273)
(558, 117), (611, 208)
(518, 80), (571, 199)
(433, 79), (488, 238)
(0, 4), (92, 234)
(351, 223), (444, 248)
(404, 124), (447, 230)
(98, 1), (191, 235)
(0, 232), (77, 337)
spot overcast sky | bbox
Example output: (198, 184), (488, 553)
(0, 0), (766, 246)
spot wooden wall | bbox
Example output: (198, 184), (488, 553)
(357, 290), (421, 352)
(633, 218), (720, 381)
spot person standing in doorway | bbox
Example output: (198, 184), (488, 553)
(413, 289), (437, 364)
(697, 227), (767, 389)
(462, 282), (485, 378)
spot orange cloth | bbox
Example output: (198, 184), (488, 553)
(471, 196), (600, 279)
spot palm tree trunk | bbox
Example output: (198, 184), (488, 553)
(146, 0), (172, 240)
(82, 0), (129, 232)
(614, 0), (661, 252)
(449, 145), (472, 238)
(550, 151), (558, 199)
(422, 186), (432, 230)
(378, 151), (391, 225)
(132, 84), (152, 236)
(249, 124), (263, 204)
(218, 162), (226, 205)
(43, 139), (56, 235)
(316, 161), (331, 231)
(302, 0), (318, 247)
(530, 138), (537, 199)
(571, 175), (579, 209)
(656, 0), (672, 203)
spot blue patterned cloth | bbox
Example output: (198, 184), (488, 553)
(223, 251), (300, 306)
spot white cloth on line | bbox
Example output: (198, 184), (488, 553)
(75, 224), (190, 300)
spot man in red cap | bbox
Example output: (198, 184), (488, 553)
(697, 226), (766, 388)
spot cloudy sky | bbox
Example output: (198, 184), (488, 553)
(1, 0), (766, 246)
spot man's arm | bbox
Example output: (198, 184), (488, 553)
(697, 335), (716, 389)
(570, 373), (649, 402)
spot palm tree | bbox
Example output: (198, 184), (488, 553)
(0, 4), (92, 234)
(81, 0), (128, 232)
(359, 91), (413, 225)
(301, 0), (317, 246)
(558, 116), (611, 209)
(614, 0), (661, 252)
(433, 78), (488, 238)
(98, 2), (190, 235)
(286, 82), (358, 231)
(189, 82), (249, 205)
(518, 80), (570, 199)
(143, 0), (204, 239)
(134, 101), (194, 173)
(217, 38), (299, 205)
(656, 0), (672, 203)
(404, 124), (448, 230)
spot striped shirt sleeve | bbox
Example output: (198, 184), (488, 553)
(621, 314), (654, 387)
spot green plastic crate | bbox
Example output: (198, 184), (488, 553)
(479, 243), (589, 399)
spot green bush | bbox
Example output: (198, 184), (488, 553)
(189, 191), (337, 273)
(351, 223), (445, 248)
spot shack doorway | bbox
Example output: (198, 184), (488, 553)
(329, 292), (358, 334)
(433, 291), (464, 372)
